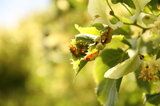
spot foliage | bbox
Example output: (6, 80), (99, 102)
(70, 0), (160, 106)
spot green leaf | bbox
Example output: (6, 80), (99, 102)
(104, 37), (142, 79)
(133, 0), (151, 11)
(88, 0), (123, 29)
(94, 49), (128, 83)
(91, 23), (106, 31)
(94, 49), (128, 105)
(75, 34), (98, 43)
(111, 0), (122, 4)
(72, 59), (87, 75)
(104, 50), (141, 79)
(111, 0), (135, 8)
(141, 13), (157, 26)
(112, 25), (132, 38)
(96, 79), (119, 106)
(88, 0), (108, 24)
(145, 0), (160, 15)
(145, 93), (160, 105)
(70, 24), (103, 75)
(75, 24), (101, 35)
(106, 35), (131, 50)
(131, 0), (151, 22)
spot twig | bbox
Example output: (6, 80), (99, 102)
(106, 0), (150, 31)
(121, 3), (133, 15)
(106, 0), (121, 21)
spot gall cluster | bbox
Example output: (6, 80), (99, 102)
(69, 41), (89, 57)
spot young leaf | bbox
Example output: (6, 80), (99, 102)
(92, 23), (106, 30)
(75, 24), (101, 35)
(112, 25), (132, 38)
(145, 0), (160, 15)
(111, 0), (135, 9)
(131, 0), (151, 22)
(106, 35), (131, 49)
(104, 37), (142, 79)
(141, 14), (157, 26)
(133, 0), (151, 11)
(76, 60), (88, 75)
(104, 51), (141, 79)
(75, 34), (99, 43)
(88, 0), (108, 24)
(70, 24), (102, 75)
(96, 79), (119, 106)
(72, 59), (87, 75)
(88, 0), (123, 29)
(94, 49), (129, 83)
(94, 48), (128, 105)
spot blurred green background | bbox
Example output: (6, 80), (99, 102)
(0, 0), (155, 106)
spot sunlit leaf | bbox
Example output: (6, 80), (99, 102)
(104, 37), (142, 79)
(88, 0), (123, 29)
(70, 24), (104, 75)
(75, 24), (101, 35)
(142, 14), (157, 26)
(104, 51), (141, 79)
(138, 13), (158, 27)
(113, 25), (132, 38)
(145, 0), (160, 15)
(96, 79), (119, 106)
(131, 0), (151, 22)
(111, 0), (135, 8)
(106, 35), (131, 49)
(91, 23), (106, 30)
(88, 0), (108, 24)
(75, 34), (97, 43)
(94, 48), (128, 105)
(72, 59), (87, 75)
(133, 0), (151, 11)
(94, 49), (128, 83)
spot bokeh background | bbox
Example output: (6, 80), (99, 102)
(0, 0), (154, 106)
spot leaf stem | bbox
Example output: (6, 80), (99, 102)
(106, 0), (113, 13)
(106, 0), (120, 21)
(123, 22), (149, 31)
(106, 0), (149, 31)
(121, 3), (133, 15)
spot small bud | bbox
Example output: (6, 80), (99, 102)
(109, 11), (114, 16)
(96, 43), (104, 50)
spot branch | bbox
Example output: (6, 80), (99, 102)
(121, 3), (133, 15)
(106, 0), (121, 21)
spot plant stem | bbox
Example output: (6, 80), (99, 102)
(123, 22), (149, 31)
(121, 3), (133, 15)
(106, 0), (120, 21)
(106, 0), (150, 31)
(106, 0), (114, 13)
